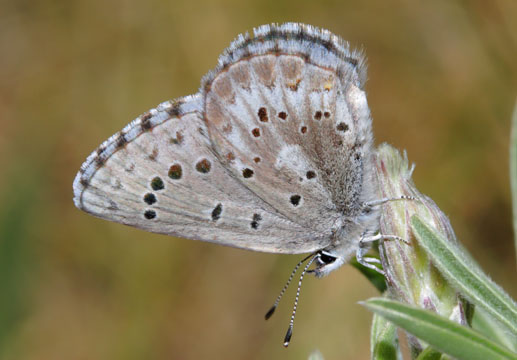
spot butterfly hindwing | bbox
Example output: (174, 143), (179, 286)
(202, 23), (375, 234)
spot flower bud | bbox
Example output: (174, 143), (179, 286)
(373, 144), (471, 353)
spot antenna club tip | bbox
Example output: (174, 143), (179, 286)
(265, 305), (277, 320)
(283, 327), (293, 347)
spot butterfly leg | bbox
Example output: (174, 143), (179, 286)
(356, 233), (384, 275)
(361, 233), (410, 245)
(363, 195), (417, 208)
(356, 245), (384, 275)
(356, 232), (411, 275)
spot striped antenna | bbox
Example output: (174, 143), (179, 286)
(283, 253), (320, 347)
(265, 253), (315, 320)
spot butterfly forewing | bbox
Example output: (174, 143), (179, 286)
(73, 94), (327, 254)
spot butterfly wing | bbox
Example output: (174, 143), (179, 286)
(202, 23), (375, 234)
(74, 23), (375, 254)
(73, 94), (328, 254)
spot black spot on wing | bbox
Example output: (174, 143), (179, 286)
(290, 195), (301, 206)
(196, 159), (211, 173)
(144, 209), (156, 219)
(143, 193), (157, 205)
(211, 203), (222, 221)
(250, 213), (262, 229)
(168, 164), (182, 179)
(151, 176), (164, 191)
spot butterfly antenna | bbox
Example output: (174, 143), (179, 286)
(283, 253), (320, 347)
(265, 253), (314, 320)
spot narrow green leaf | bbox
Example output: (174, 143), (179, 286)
(411, 215), (517, 336)
(371, 312), (401, 360)
(416, 347), (442, 360)
(472, 306), (517, 352)
(363, 298), (517, 360)
(510, 99), (517, 265)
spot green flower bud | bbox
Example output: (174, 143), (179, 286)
(373, 144), (472, 354)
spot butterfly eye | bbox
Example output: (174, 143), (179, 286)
(319, 252), (337, 265)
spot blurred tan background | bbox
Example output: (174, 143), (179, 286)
(1, 0), (516, 359)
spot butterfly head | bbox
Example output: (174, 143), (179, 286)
(311, 250), (346, 278)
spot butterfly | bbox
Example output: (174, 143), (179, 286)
(73, 23), (390, 346)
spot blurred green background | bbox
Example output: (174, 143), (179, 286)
(1, 0), (516, 359)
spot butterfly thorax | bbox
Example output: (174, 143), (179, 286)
(312, 201), (381, 278)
